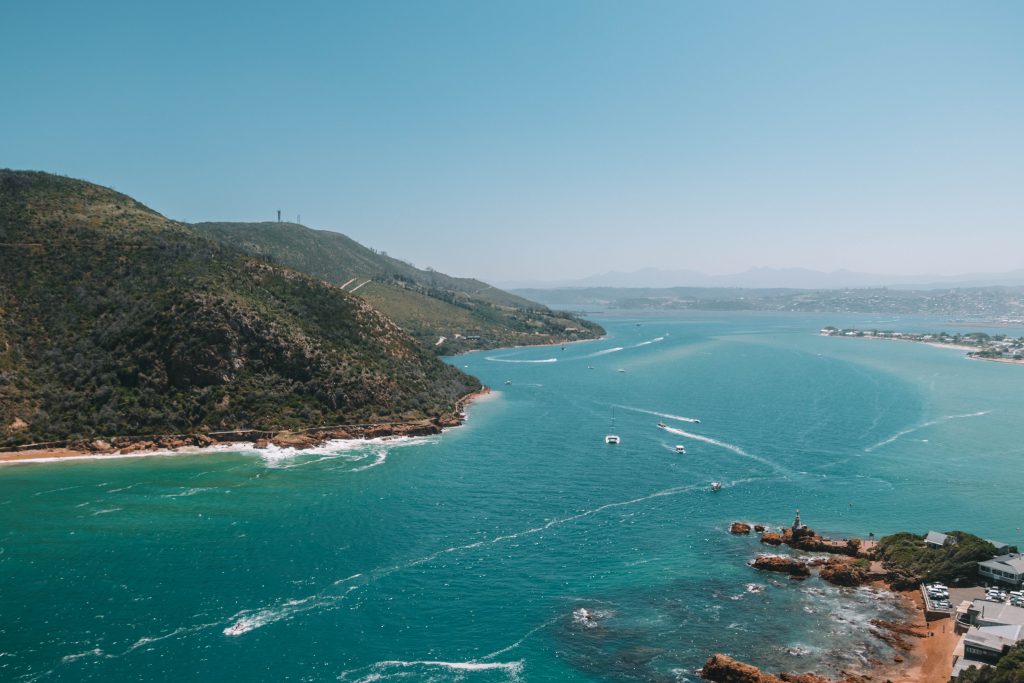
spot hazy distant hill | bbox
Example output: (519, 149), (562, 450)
(501, 267), (1024, 291)
(192, 221), (603, 353)
(0, 171), (479, 447)
(512, 285), (1024, 319)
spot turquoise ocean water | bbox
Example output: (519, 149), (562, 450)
(3, 312), (1023, 682)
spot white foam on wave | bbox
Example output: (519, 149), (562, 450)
(338, 659), (523, 682)
(484, 356), (558, 363)
(865, 410), (990, 452)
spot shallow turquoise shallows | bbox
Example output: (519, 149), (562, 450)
(3, 312), (1023, 682)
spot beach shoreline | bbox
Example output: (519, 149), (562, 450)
(0, 387), (492, 465)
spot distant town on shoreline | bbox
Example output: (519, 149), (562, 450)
(820, 327), (1024, 363)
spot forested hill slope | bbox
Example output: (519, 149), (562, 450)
(192, 221), (604, 353)
(0, 171), (480, 448)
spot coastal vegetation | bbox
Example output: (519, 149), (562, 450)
(192, 221), (604, 354)
(0, 171), (480, 448)
(875, 532), (1005, 587)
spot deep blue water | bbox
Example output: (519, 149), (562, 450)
(2, 312), (1023, 682)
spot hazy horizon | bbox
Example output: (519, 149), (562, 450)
(3, 2), (1022, 281)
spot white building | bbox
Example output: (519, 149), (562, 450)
(979, 553), (1024, 587)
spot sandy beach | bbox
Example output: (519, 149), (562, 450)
(884, 589), (956, 683)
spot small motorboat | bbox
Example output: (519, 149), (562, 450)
(617, 368), (625, 373)
(710, 481), (722, 492)
(604, 434), (620, 445)
(657, 422), (667, 429)
(675, 445), (686, 453)
(504, 380), (512, 385)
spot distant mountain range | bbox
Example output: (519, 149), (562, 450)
(499, 267), (1024, 291)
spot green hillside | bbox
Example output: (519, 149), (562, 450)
(192, 221), (604, 353)
(0, 171), (480, 448)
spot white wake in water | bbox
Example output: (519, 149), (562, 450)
(338, 659), (524, 682)
(661, 426), (788, 474)
(579, 346), (624, 358)
(864, 410), (990, 452)
(484, 356), (558, 363)
(223, 575), (363, 636)
(223, 478), (767, 640)
(632, 336), (665, 347)
(615, 404), (701, 423)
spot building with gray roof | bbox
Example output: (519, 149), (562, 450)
(979, 553), (1024, 587)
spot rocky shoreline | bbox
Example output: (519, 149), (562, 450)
(0, 388), (490, 463)
(715, 517), (946, 683)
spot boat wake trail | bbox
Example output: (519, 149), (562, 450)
(615, 405), (701, 423)
(864, 410), (990, 452)
(226, 479), (764, 641)
(338, 659), (524, 682)
(579, 347), (624, 358)
(662, 426), (788, 474)
(632, 336), (665, 347)
(223, 575), (363, 636)
(484, 356), (558, 363)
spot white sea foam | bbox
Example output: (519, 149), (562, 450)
(865, 410), (990, 452)
(61, 648), (105, 663)
(484, 356), (558, 363)
(223, 575), (363, 637)
(338, 659), (523, 682)
(161, 487), (209, 498)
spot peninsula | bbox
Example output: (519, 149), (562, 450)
(0, 170), (584, 453)
(820, 327), (1024, 364)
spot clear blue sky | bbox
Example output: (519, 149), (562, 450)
(3, 1), (1022, 281)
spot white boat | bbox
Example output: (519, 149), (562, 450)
(710, 481), (722, 491)
(675, 445), (686, 453)
(605, 434), (620, 444)
(504, 380), (512, 385)
(587, 365), (594, 369)
(617, 368), (625, 373)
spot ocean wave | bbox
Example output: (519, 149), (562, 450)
(865, 410), (990, 452)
